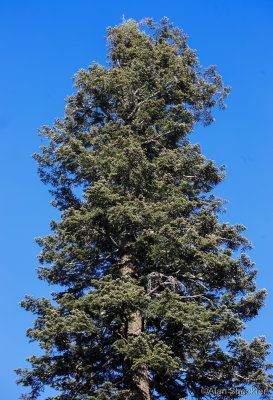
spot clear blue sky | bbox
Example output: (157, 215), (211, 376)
(1, 1), (273, 398)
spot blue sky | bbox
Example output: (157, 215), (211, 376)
(1, 0), (273, 398)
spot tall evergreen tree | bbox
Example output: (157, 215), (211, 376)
(16, 18), (273, 400)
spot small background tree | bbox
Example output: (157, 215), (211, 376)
(16, 18), (273, 400)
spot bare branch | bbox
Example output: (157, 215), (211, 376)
(127, 79), (175, 121)
(141, 131), (171, 145)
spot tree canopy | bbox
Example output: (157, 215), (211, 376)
(16, 18), (273, 400)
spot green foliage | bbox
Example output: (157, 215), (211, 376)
(16, 17), (273, 399)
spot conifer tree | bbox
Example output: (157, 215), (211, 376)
(16, 18), (273, 400)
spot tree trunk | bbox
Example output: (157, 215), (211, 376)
(120, 254), (151, 400)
